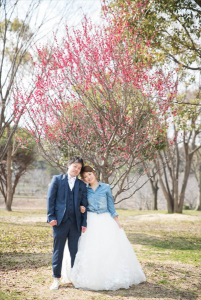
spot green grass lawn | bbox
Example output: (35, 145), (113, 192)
(0, 209), (201, 300)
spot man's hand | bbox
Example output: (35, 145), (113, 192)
(49, 220), (57, 226)
(81, 226), (87, 233)
(80, 206), (86, 213)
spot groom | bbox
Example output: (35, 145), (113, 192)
(47, 156), (87, 290)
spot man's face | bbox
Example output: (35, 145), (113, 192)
(67, 162), (82, 177)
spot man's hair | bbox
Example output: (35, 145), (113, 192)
(67, 156), (84, 168)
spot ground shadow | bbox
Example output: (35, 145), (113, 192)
(59, 281), (198, 299)
(0, 221), (49, 228)
(55, 258), (200, 300)
(127, 232), (201, 251)
(0, 252), (52, 271)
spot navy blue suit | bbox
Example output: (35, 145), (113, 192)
(47, 174), (87, 278)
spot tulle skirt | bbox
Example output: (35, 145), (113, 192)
(62, 212), (146, 291)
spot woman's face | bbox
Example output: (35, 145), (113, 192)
(83, 172), (97, 184)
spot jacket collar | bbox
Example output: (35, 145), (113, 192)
(62, 174), (78, 181)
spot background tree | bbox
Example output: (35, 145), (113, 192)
(146, 161), (159, 210)
(155, 100), (201, 213)
(191, 149), (201, 211)
(107, 0), (201, 113)
(0, 0), (74, 162)
(24, 18), (176, 203)
(107, 0), (201, 71)
(104, 0), (201, 211)
(0, 128), (36, 211)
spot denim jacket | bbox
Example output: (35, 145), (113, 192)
(87, 182), (118, 218)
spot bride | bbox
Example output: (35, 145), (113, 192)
(62, 165), (146, 291)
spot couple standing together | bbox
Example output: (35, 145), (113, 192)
(47, 156), (146, 291)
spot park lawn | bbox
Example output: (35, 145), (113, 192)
(0, 209), (200, 300)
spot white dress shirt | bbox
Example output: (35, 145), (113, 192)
(68, 174), (76, 190)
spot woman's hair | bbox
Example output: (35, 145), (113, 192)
(80, 165), (96, 180)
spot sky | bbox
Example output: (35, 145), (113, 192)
(12, 0), (103, 44)
(3, 0), (199, 95)
(0, 0), (103, 125)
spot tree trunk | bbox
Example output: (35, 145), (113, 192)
(174, 205), (183, 213)
(176, 154), (193, 213)
(150, 179), (158, 210)
(6, 142), (13, 211)
(152, 186), (158, 210)
(196, 165), (201, 211)
(100, 172), (109, 184)
(158, 176), (174, 213)
(173, 178), (179, 213)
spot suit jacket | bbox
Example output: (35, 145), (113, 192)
(47, 174), (87, 230)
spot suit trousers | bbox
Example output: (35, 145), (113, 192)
(52, 218), (81, 278)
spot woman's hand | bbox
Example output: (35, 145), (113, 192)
(114, 216), (121, 228)
(81, 226), (87, 233)
(80, 206), (86, 213)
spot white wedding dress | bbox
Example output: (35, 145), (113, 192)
(62, 212), (146, 291)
